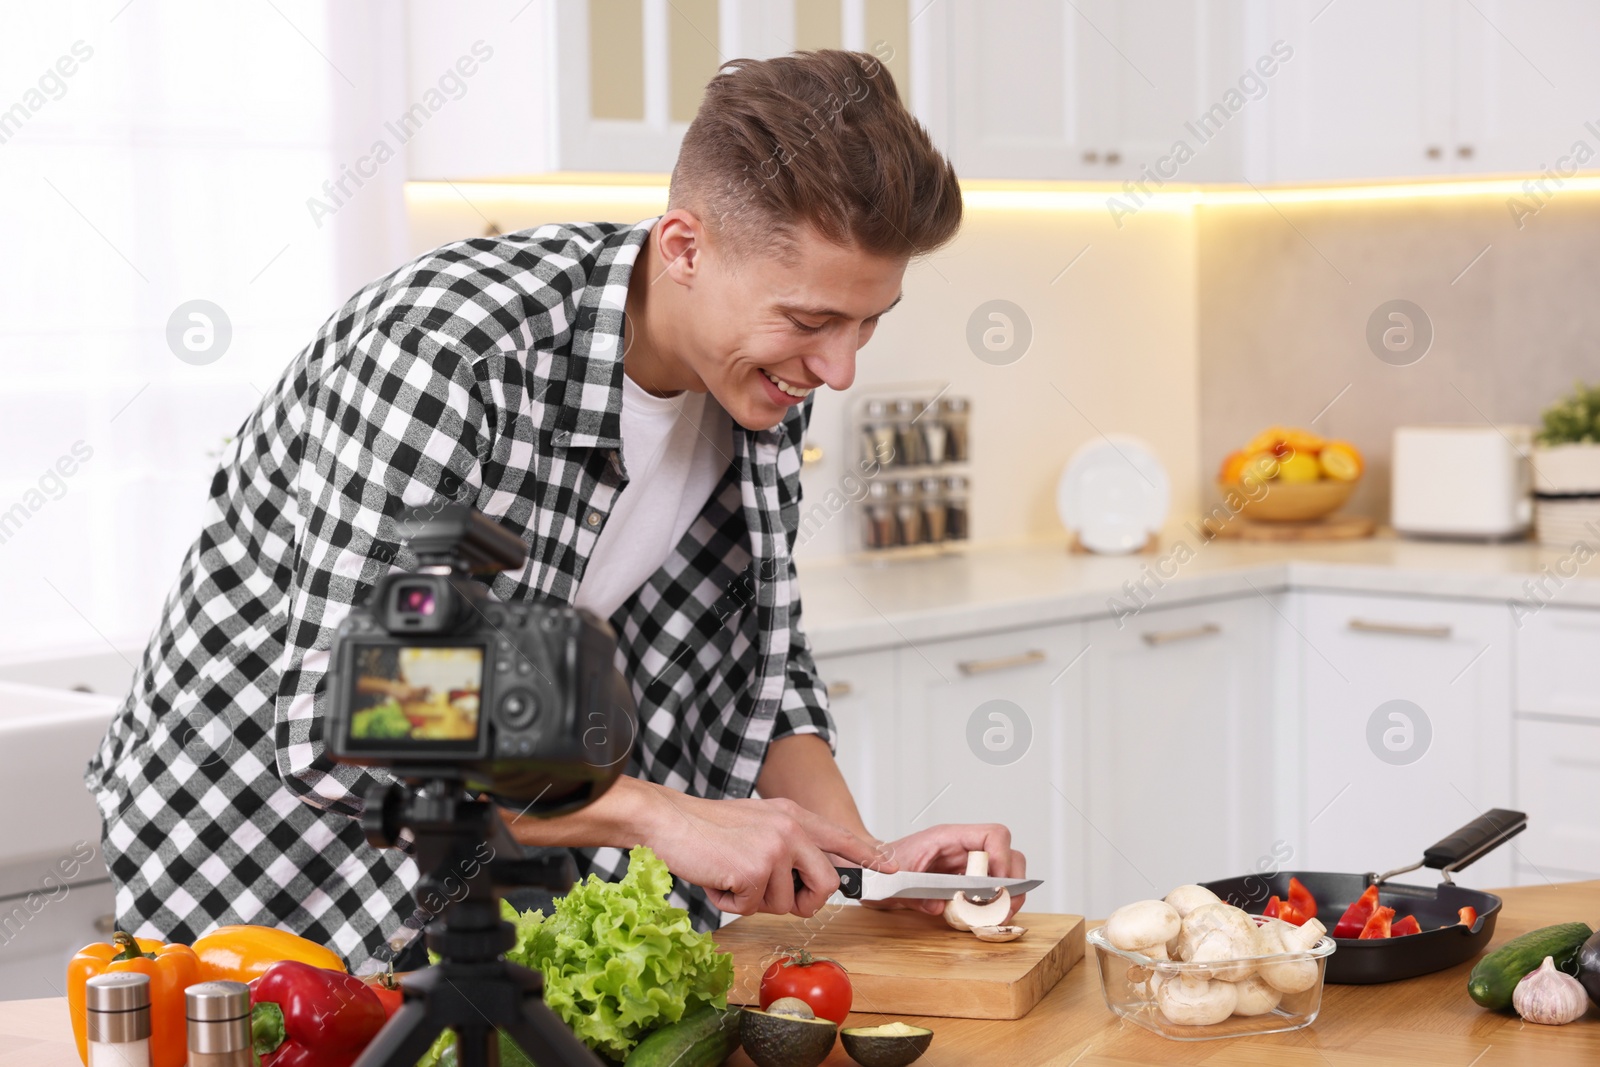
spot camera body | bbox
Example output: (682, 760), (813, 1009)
(326, 506), (635, 815)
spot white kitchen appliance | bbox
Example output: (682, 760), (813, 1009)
(1391, 425), (1533, 540)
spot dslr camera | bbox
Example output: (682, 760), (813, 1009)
(326, 504), (635, 815)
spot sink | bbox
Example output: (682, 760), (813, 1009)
(0, 682), (118, 890)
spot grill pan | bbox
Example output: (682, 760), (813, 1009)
(1202, 809), (1527, 984)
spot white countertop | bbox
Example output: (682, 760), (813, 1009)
(797, 532), (1600, 655)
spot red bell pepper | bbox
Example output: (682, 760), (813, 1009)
(250, 960), (387, 1067)
(1332, 885), (1380, 938)
(1263, 895), (1280, 919)
(1358, 905), (1396, 939)
(1456, 906), (1478, 929)
(1390, 914), (1422, 937)
(1263, 894), (1310, 926)
(1286, 877), (1317, 921)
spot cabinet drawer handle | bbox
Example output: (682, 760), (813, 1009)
(94, 913), (117, 935)
(825, 681), (853, 699)
(1141, 623), (1221, 646)
(1348, 619), (1452, 639)
(956, 649), (1048, 675)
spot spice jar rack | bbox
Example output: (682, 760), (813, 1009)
(854, 390), (971, 554)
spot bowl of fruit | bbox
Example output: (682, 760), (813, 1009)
(1217, 427), (1363, 523)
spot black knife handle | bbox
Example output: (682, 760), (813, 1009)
(792, 866), (862, 899)
(1423, 808), (1527, 872)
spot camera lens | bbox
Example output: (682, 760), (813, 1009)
(396, 584), (436, 617)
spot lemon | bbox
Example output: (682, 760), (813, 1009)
(1276, 451), (1323, 483)
(1319, 441), (1364, 481)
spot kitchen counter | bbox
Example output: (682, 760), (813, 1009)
(799, 534), (1600, 655)
(4, 881), (1596, 1067)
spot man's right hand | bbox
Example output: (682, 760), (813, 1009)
(637, 790), (896, 917)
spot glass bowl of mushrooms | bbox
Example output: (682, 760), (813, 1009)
(1087, 889), (1337, 1041)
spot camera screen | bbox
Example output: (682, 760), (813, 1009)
(345, 645), (485, 750)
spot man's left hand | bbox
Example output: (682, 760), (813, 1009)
(864, 823), (1027, 923)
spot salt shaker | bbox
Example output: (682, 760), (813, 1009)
(86, 972), (152, 1067)
(186, 981), (254, 1067)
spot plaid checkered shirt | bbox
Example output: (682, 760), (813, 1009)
(84, 220), (835, 971)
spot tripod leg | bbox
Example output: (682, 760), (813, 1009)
(500, 998), (607, 1067)
(350, 1001), (444, 1067)
(455, 1025), (497, 1067)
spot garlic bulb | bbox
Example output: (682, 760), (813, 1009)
(1512, 956), (1589, 1025)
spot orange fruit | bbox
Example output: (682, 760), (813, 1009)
(1281, 428), (1326, 455)
(1319, 441), (1363, 481)
(1218, 450), (1252, 483)
(1244, 426), (1289, 455)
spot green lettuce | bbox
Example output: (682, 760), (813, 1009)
(415, 846), (732, 1063)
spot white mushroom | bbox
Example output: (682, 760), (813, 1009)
(1156, 974), (1238, 1026)
(1103, 899), (1182, 954)
(1163, 884), (1222, 920)
(971, 924), (1026, 942)
(1255, 916), (1326, 994)
(1229, 975), (1283, 1017)
(944, 851), (1011, 932)
(1176, 902), (1260, 981)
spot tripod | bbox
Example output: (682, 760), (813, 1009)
(351, 778), (605, 1067)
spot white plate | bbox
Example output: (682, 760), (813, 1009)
(1057, 436), (1170, 554)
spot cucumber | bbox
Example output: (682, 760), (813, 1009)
(624, 1004), (741, 1067)
(1467, 921), (1593, 1010)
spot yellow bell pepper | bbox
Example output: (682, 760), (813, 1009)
(191, 924), (347, 983)
(67, 931), (200, 1067)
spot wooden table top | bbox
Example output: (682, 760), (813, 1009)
(5, 881), (1597, 1067)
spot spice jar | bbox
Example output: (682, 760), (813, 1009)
(942, 397), (970, 463)
(920, 476), (948, 542)
(893, 399), (925, 466)
(863, 481), (895, 549)
(186, 982), (254, 1067)
(863, 399), (895, 468)
(894, 478), (923, 545)
(86, 972), (152, 1067)
(945, 474), (969, 541)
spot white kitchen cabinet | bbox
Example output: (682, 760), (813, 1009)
(941, 0), (1253, 182)
(0, 878), (114, 1001)
(896, 624), (1089, 916)
(1513, 717), (1600, 883)
(1295, 593), (1514, 888)
(1081, 596), (1273, 921)
(812, 649), (900, 842)
(1515, 606), (1600, 722)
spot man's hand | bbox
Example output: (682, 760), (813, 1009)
(642, 792), (897, 918)
(868, 823), (1027, 922)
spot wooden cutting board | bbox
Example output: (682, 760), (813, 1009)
(714, 907), (1084, 1021)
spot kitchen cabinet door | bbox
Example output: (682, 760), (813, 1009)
(1082, 596), (1273, 921)
(896, 624), (1089, 916)
(0, 878), (114, 1000)
(1513, 717), (1600, 883)
(943, 0), (1233, 182)
(1261, 0), (1455, 181)
(1296, 593), (1513, 888)
(812, 650), (900, 842)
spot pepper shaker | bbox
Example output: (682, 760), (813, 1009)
(186, 981), (254, 1067)
(86, 972), (152, 1067)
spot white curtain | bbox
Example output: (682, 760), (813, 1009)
(0, 0), (409, 660)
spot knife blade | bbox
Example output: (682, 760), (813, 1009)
(793, 867), (1042, 901)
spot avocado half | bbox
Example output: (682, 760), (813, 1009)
(840, 1022), (935, 1067)
(739, 1007), (838, 1067)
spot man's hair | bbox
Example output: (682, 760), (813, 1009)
(669, 50), (962, 259)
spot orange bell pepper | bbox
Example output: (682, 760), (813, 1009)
(67, 931), (200, 1067)
(192, 924), (347, 983)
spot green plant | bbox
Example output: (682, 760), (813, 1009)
(1537, 381), (1600, 445)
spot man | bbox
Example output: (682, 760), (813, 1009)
(86, 50), (1024, 971)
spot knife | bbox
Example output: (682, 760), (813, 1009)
(793, 867), (1042, 901)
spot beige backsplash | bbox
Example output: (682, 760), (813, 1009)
(1197, 189), (1600, 522)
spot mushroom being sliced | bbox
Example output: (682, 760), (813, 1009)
(944, 852), (1012, 932)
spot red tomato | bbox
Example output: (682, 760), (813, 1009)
(364, 972), (405, 1018)
(759, 952), (852, 1025)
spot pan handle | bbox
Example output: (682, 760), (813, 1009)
(1423, 809), (1528, 874)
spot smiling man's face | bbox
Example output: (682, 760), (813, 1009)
(645, 213), (909, 431)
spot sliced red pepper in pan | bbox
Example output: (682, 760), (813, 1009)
(1332, 884), (1381, 938)
(1390, 914), (1422, 937)
(1287, 876), (1317, 920)
(1456, 905), (1478, 929)
(1263, 894), (1308, 926)
(1263, 895), (1281, 919)
(1358, 905), (1396, 939)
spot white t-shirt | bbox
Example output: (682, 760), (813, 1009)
(574, 373), (733, 619)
